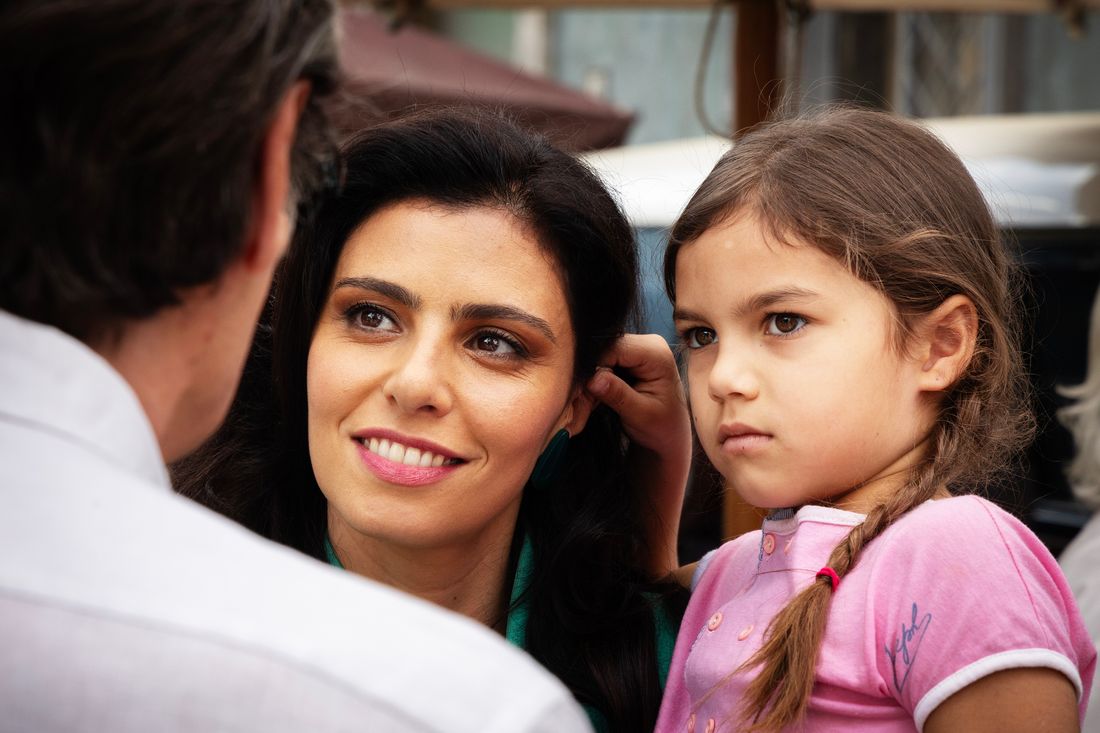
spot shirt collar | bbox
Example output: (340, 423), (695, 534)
(763, 503), (867, 532)
(0, 310), (169, 490)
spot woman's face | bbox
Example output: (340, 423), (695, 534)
(307, 200), (587, 553)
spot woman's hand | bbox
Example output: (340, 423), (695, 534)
(586, 333), (692, 578)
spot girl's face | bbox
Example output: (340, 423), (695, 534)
(307, 201), (585, 553)
(673, 213), (934, 512)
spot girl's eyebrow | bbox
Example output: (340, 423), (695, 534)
(452, 303), (557, 344)
(672, 287), (819, 323)
(333, 277), (420, 309)
(740, 287), (819, 316)
(672, 306), (706, 323)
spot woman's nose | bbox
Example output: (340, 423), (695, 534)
(706, 343), (760, 403)
(382, 335), (454, 416)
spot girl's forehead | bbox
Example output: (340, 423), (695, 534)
(677, 216), (839, 279)
(673, 219), (887, 315)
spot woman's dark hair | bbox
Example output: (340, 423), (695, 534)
(665, 106), (1033, 731)
(0, 0), (338, 344)
(175, 108), (680, 731)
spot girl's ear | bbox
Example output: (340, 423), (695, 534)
(915, 294), (979, 393)
(559, 384), (597, 437)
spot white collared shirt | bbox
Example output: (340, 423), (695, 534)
(0, 310), (590, 733)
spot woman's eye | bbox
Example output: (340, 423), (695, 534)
(765, 313), (806, 336)
(469, 330), (525, 358)
(346, 304), (397, 332)
(683, 327), (717, 349)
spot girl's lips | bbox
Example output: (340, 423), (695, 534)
(355, 441), (461, 487)
(720, 433), (773, 454)
(718, 423), (773, 455)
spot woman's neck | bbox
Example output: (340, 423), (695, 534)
(325, 514), (516, 630)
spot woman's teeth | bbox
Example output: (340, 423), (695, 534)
(364, 437), (450, 467)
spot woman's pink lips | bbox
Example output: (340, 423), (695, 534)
(355, 442), (460, 487)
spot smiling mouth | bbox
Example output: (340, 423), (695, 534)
(355, 437), (463, 468)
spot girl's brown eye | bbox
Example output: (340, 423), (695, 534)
(684, 327), (716, 349)
(774, 315), (799, 333)
(765, 313), (807, 336)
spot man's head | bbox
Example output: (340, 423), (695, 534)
(0, 0), (338, 346)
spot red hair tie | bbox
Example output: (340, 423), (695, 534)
(816, 567), (840, 592)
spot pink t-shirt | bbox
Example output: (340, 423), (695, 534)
(655, 496), (1096, 732)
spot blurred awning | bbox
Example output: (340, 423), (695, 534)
(333, 9), (636, 151)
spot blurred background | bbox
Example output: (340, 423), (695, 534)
(337, 0), (1099, 564)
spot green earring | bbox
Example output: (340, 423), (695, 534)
(530, 428), (570, 490)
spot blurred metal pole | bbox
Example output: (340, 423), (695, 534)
(733, 0), (783, 137)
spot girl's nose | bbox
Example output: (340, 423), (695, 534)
(706, 344), (760, 403)
(381, 335), (454, 416)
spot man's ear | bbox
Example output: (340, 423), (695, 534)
(558, 384), (598, 437)
(915, 294), (979, 393)
(242, 80), (312, 273)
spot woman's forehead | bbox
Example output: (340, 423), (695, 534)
(336, 201), (571, 321)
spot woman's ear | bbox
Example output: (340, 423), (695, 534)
(559, 384), (598, 437)
(915, 294), (979, 393)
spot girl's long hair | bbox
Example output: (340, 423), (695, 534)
(664, 106), (1034, 731)
(174, 108), (683, 731)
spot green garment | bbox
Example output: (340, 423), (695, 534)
(323, 535), (679, 732)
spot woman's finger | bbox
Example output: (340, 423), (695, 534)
(598, 333), (677, 381)
(586, 368), (642, 417)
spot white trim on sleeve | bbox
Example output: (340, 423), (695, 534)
(912, 648), (1083, 731)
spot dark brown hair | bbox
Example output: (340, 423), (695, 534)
(0, 0), (338, 344)
(664, 106), (1034, 730)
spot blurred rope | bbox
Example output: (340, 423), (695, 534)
(694, 0), (733, 138)
(694, 0), (812, 137)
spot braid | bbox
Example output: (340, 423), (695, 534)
(735, 435), (951, 731)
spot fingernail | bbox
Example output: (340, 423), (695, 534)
(589, 372), (608, 395)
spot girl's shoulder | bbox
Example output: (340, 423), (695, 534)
(846, 494), (1096, 727)
(879, 494), (1052, 561)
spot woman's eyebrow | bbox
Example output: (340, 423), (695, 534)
(333, 277), (421, 310)
(453, 303), (557, 344)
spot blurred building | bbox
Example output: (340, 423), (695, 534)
(440, 7), (1100, 143)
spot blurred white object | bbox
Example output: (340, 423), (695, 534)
(581, 112), (1100, 229)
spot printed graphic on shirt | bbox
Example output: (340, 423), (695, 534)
(884, 602), (933, 693)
